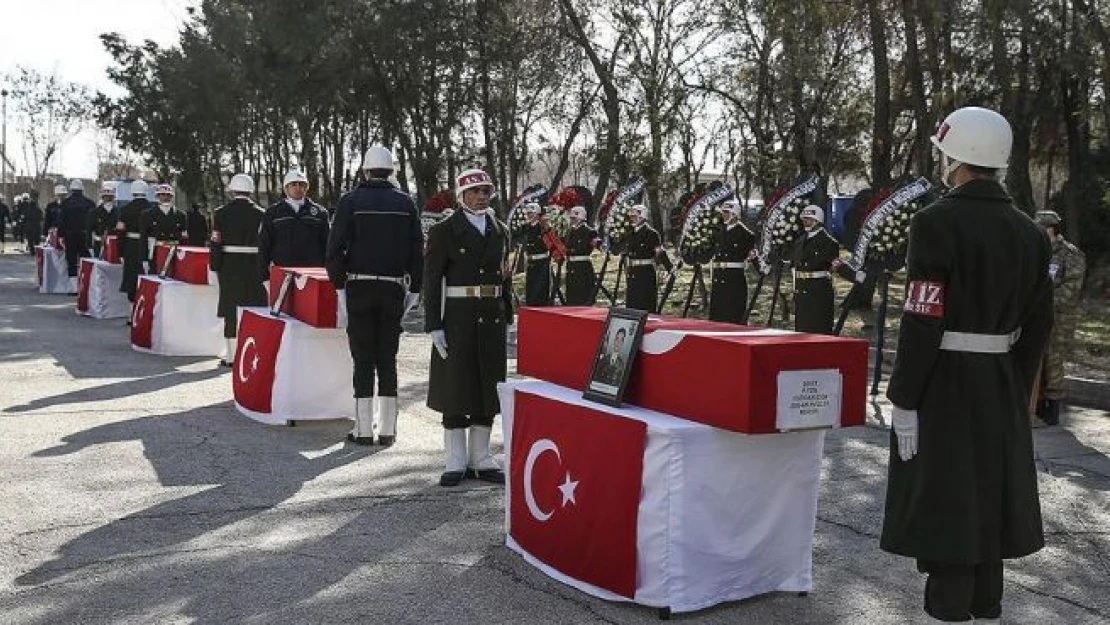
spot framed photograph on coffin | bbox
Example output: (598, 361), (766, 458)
(584, 307), (647, 407)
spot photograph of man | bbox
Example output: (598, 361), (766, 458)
(589, 318), (640, 395)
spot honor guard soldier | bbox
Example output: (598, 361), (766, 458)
(210, 174), (268, 365)
(789, 205), (839, 334)
(563, 205), (600, 305)
(520, 203), (553, 306)
(88, 184), (118, 258)
(709, 199), (757, 323)
(43, 184), (66, 241)
(624, 204), (671, 312)
(186, 203), (209, 247)
(424, 168), (513, 487)
(882, 107), (1053, 624)
(326, 147), (422, 447)
(116, 180), (152, 303)
(260, 169), (330, 281)
(21, 193), (43, 254)
(1034, 209), (1086, 425)
(59, 179), (95, 293)
(142, 184), (189, 258)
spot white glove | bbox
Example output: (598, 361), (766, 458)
(142, 261), (151, 274)
(892, 406), (919, 462)
(855, 270), (867, 284)
(431, 329), (448, 359)
(403, 291), (421, 317)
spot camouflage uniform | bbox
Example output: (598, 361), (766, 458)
(1042, 227), (1086, 401)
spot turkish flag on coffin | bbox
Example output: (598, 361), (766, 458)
(130, 278), (160, 348)
(77, 259), (94, 313)
(233, 310), (286, 414)
(510, 391), (645, 598)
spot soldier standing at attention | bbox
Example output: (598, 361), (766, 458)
(1033, 209), (1086, 426)
(520, 203), (553, 306)
(326, 148), (422, 447)
(59, 179), (95, 293)
(88, 184), (119, 258)
(790, 205), (839, 334)
(43, 184), (66, 242)
(563, 205), (599, 305)
(210, 174), (268, 366)
(882, 107), (1053, 623)
(116, 180), (152, 303)
(424, 168), (513, 487)
(709, 198), (756, 324)
(624, 204), (671, 312)
(141, 184), (188, 272)
(260, 169), (330, 280)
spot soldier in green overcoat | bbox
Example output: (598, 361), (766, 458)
(883, 107), (1053, 623)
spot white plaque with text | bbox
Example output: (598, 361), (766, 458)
(776, 369), (842, 431)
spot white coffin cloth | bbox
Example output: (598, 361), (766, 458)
(234, 307), (354, 425)
(498, 379), (824, 614)
(38, 246), (69, 294)
(79, 260), (130, 319)
(132, 277), (223, 357)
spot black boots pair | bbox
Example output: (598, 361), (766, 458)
(1037, 398), (1061, 426)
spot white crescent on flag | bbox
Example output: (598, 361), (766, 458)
(523, 438), (579, 523)
(132, 295), (147, 327)
(237, 337), (259, 383)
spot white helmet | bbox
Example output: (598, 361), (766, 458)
(570, 205), (587, 221)
(69, 179), (84, 192)
(283, 169), (308, 188)
(629, 204), (649, 219)
(523, 202), (542, 214)
(931, 106), (1012, 169)
(227, 173), (255, 194)
(718, 199), (742, 216)
(155, 183), (174, 197)
(801, 205), (825, 223)
(54, 184), (67, 196)
(100, 184), (116, 197)
(455, 168), (495, 201)
(362, 145), (395, 171)
(131, 179), (149, 198)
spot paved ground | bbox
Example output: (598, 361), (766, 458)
(1, 248), (1108, 624)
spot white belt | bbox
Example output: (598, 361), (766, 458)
(793, 270), (830, 279)
(568, 255), (592, 262)
(348, 273), (407, 286)
(222, 245), (258, 254)
(713, 261), (748, 269)
(527, 252), (550, 261)
(92, 235), (103, 242)
(126, 233), (141, 239)
(628, 259), (655, 267)
(445, 285), (502, 298)
(939, 330), (1020, 354)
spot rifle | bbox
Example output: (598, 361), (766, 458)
(656, 258), (684, 314)
(270, 270), (294, 317)
(158, 243), (178, 278)
(592, 248), (614, 305)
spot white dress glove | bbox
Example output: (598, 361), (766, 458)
(431, 329), (448, 359)
(855, 270), (867, 283)
(891, 406), (919, 462)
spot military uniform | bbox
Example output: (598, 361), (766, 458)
(709, 221), (756, 323)
(116, 198), (152, 301)
(520, 222), (552, 306)
(564, 222), (599, 305)
(423, 209), (513, 425)
(209, 198), (267, 338)
(88, 200), (119, 258)
(1042, 233), (1086, 405)
(186, 207), (210, 247)
(883, 179), (1052, 619)
(21, 200), (43, 253)
(790, 227), (839, 334)
(58, 192), (95, 279)
(43, 199), (63, 237)
(260, 197), (330, 280)
(624, 223), (669, 312)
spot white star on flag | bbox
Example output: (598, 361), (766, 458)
(558, 472), (578, 507)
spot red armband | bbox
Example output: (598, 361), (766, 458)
(904, 280), (945, 318)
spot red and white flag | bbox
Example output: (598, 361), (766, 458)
(130, 278), (160, 348)
(77, 260), (93, 313)
(510, 391), (646, 598)
(233, 311), (286, 414)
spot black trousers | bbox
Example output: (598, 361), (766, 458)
(524, 260), (552, 306)
(442, 413), (495, 430)
(918, 559), (1003, 621)
(63, 231), (89, 277)
(345, 280), (404, 398)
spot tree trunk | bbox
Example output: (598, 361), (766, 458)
(868, 0), (893, 188)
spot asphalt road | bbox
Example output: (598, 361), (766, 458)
(1, 248), (1107, 624)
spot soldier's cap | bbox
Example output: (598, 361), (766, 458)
(1035, 210), (1061, 226)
